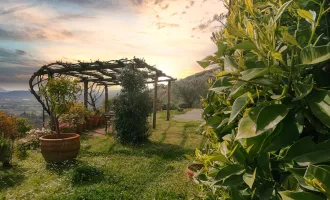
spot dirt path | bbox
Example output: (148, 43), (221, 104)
(173, 109), (203, 121)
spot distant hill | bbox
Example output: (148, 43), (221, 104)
(0, 87), (7, 92)
(0, 90), (34, 100)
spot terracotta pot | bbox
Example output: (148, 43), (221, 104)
(87, 117), (94, 130)
(93, 116), (100, 128)
(39, 133), (80, 163)
(76, 123), (84, 134)
(186, 163), (204, 179)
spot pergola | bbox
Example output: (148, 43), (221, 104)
(29, 58), (176, 129)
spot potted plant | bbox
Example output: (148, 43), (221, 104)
(62, 103), (88, 134)
(39, 77), (82, 163)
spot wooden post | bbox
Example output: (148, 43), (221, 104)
(153, 75), (158, 129)
(84, 80), (88, 109)
(104, 85), (108, 112)
(166, 81), (171, 121)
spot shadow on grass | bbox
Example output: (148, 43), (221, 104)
(158, 121), (172, 144)
(110, 140), (194, 161)
(0, 166), (26, 191)
(80, 140), (193, 161)
(45, 159), (85, 175)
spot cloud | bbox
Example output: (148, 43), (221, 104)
(162, 4), (169, 9)
(190, 1), (195, 6)
(156, 22), (179, 29)
(0, 26), (75, 42)
(0, 3), (37, 16)
(192, 14), (219, 31)
(0, 47), (45, 84)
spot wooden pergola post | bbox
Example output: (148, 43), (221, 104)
(152, 74), (158, 129)
(84, 80), (88, 109)
(104, 85), (108, 112)
(167, 80), (171, 121)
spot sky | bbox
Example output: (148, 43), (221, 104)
(0, 0), (226, 90)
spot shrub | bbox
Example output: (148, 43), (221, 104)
(16, 118), (33, 138)
(71, 165), (103, 184)
(114, 64), (152, 144)
(16, 142), (27, 160)
(194, 0), (330, 199)
(0, 136), (12, 166)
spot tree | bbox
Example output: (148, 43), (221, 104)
(172, 69), (217, 108)
(39, 77), (82, 136)
(194, 0), (330, 199)
(114, 65), (152, 144)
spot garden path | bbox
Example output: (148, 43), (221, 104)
(173, 109), (203, 121)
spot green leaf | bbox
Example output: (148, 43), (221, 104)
(274, 0), (293, 21)
(297, 9), (314, 22)
(197, 60), (211, 69)
(256, 104), (289, 134)
(229, 93), (250, 124)
(307, 90), (330, 128)
(282, 32), (301, 48)
(284, 137), (330, 166)
(279, 191), (324, 200)
(262, 113), (300, 152)
(229, 81), (246, 98)
(241, 68), (268, 81)
(236, 114), (257, 139)
(243, 168), (256, 189)
(224, 56), (238, 71)
(217, 41), (227, 57)
(210, 77), (232, 93)
(215, 164), (245, 181)
(197, 55), (216, 69)
(234, 41), (255, 50)
(300, 45), (330, 65)
(293, 75), (314, 101)
(304, 165), (330, 196)
(288, 168), (317, 191)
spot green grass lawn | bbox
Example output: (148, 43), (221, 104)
(0, 110), (205, 200)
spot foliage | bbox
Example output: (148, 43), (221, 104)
(114, 65), (152, 144)
(16, 118), (33, 138)
(0, 111), (18, 140)
(195, 0), (330, 199)
(15, 142), (28, 160)
(24, 128), (53, 149)
(173, 69), (218, 108)
(39, 77), (82, 135)
(62, 102), (88, 125)
(71, 165), (103, 184)
(0, 136), (12, 165)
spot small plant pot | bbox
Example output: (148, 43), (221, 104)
(39, 133), (80, 163)
(186, 163), (204, 179)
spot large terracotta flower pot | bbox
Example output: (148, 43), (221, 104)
(39, 133), (80, 163)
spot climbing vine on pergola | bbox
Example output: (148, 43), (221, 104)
(29, 58), (176, 128)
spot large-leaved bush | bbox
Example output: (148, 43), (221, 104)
(194, 0), (330, 199)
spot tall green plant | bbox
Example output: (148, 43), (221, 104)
(114, 65), (152, 144)
(194, 0), (330, 199)
(39, 77), (82, 136)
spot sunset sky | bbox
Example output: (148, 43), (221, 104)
(0, 0), (226, 90)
